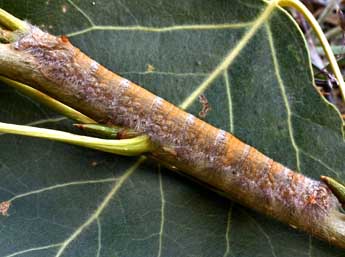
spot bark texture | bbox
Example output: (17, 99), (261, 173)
(1, 25), (345, 248)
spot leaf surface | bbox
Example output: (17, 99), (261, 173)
(0, 0), (344, 256)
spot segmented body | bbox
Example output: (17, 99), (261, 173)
(5, 25), (340, 240)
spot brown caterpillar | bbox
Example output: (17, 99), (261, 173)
(0, 24), (344, 248)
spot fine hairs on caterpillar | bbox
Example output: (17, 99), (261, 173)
(0, 18), (345, 249)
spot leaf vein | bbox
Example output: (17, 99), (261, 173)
(66, 23), (253, 37)
(223, 72), (234, 133)
(96, 218), (102, 257)
(157, 167), (165, 257)
(119, 71), (208, 77)
(4, 243), (63, 257)
(8, 177), (118, 202)
(54, 157), (144, 257)
(180, 1), (278, 110)
(308, 236), (313, 257)
(67, 0), (95, 26)
(299, 149), (339, 177)
(222, 203), (233, 257)
(243, 210), (277, 257)
(266, 23), (301, 171)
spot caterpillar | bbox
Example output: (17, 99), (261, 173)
(0, 23), (344, 248)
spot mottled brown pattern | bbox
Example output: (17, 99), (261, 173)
(2, 25), (345, 248)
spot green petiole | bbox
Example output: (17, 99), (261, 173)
(0, 76), (96, 124)
(321, 176), (345, 208)
(0, 122), (155, 156)
(277, 0), (345, 102)
(0, 8), (28, 32)
(74, 123), (139, 139)
(0, 76), (149, 155)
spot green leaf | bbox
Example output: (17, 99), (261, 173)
(0, 0), (344, 256)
